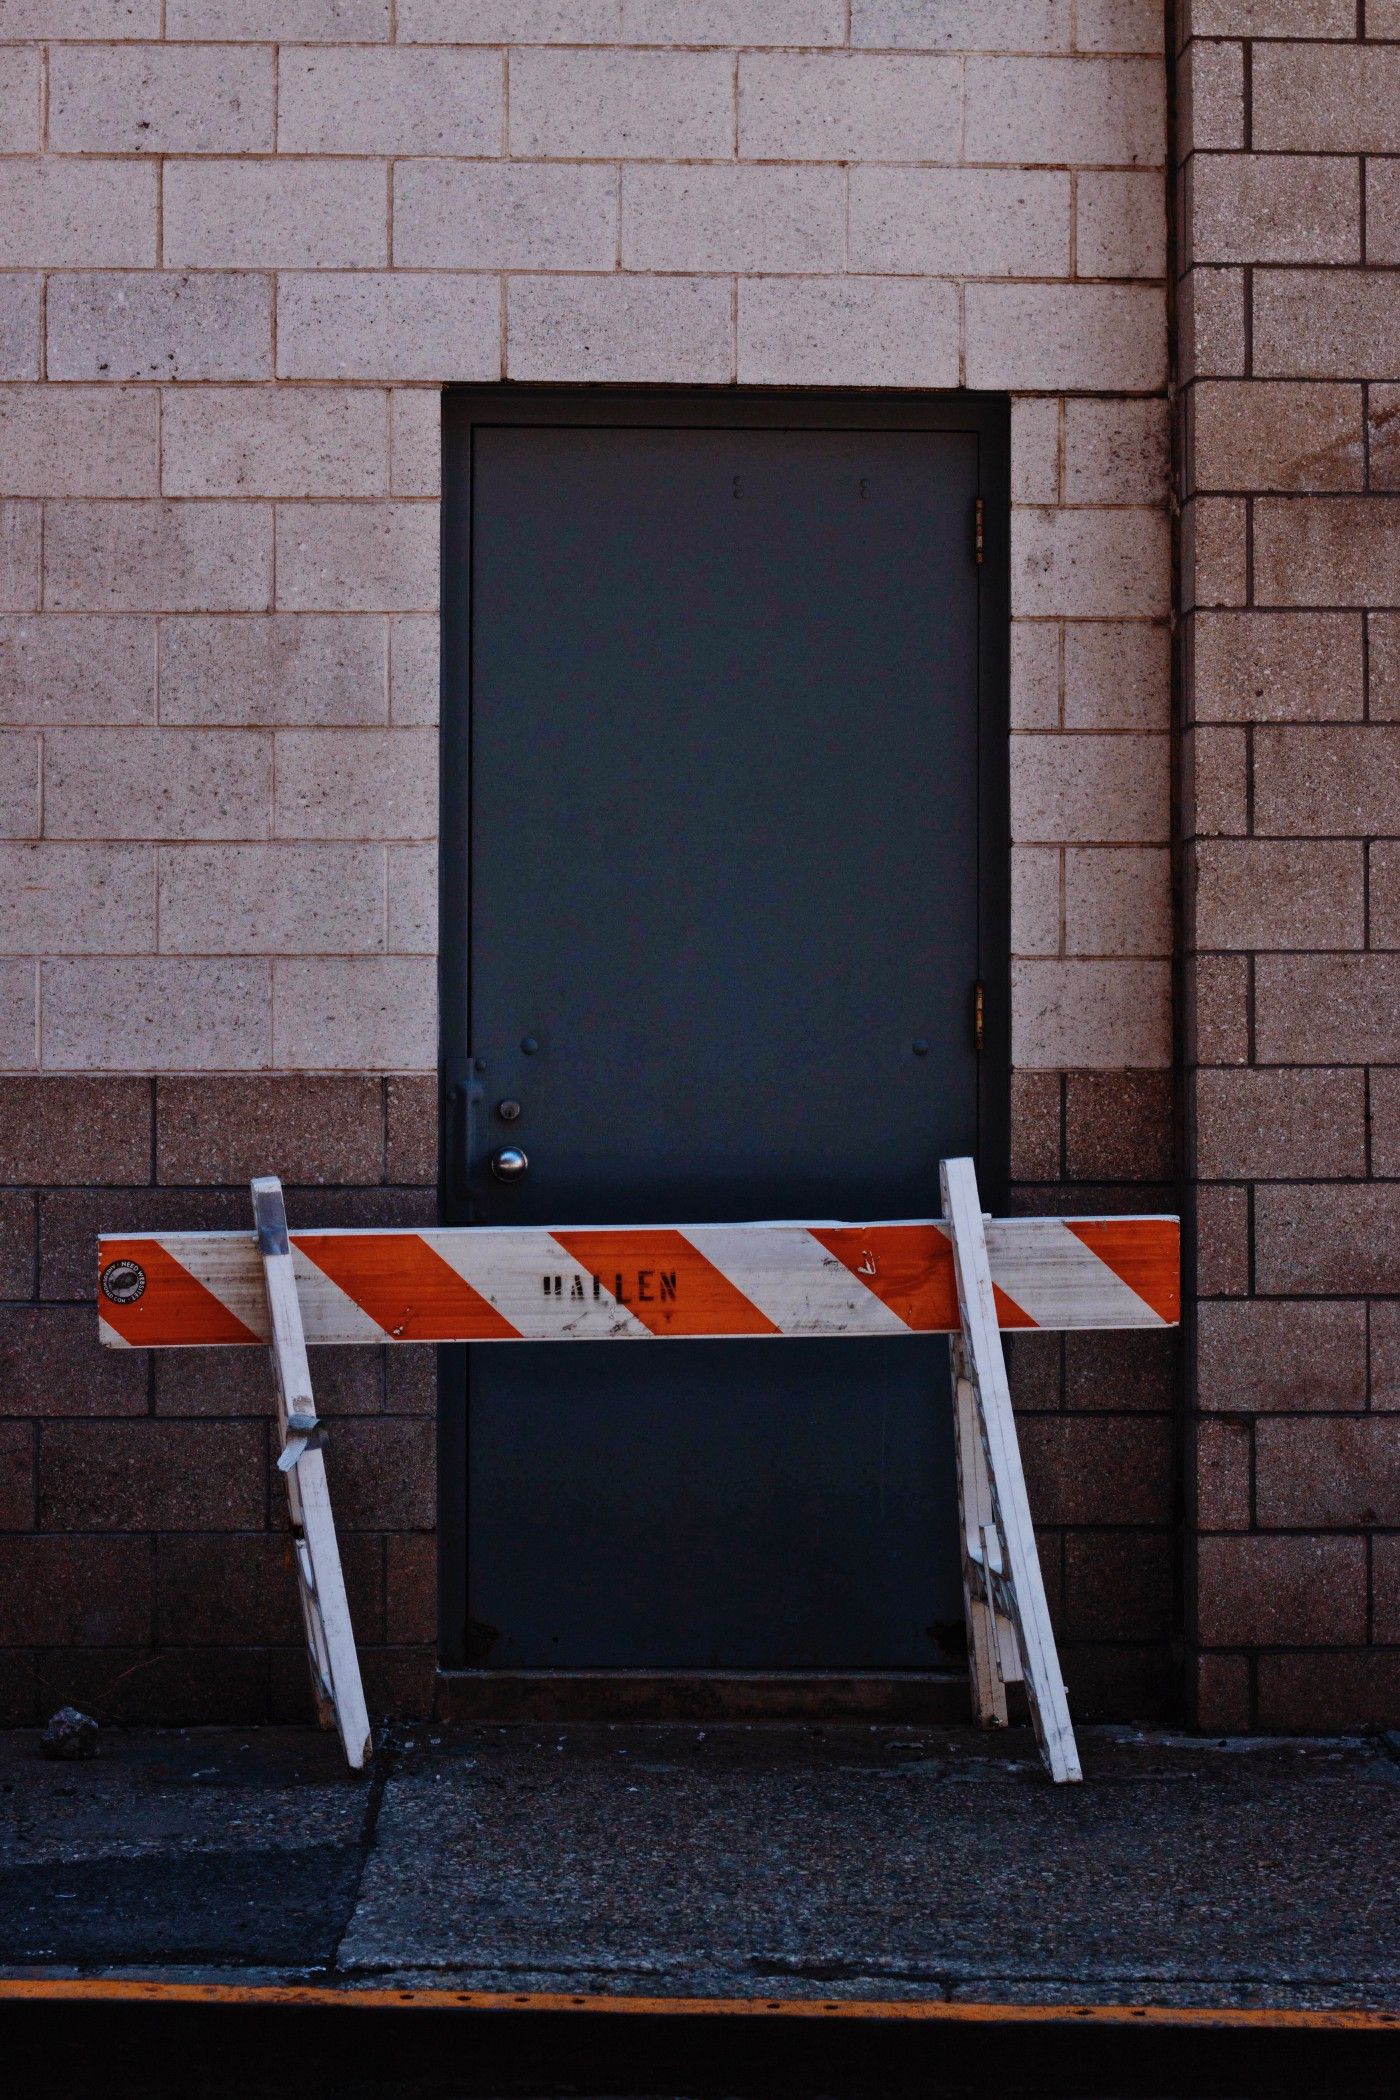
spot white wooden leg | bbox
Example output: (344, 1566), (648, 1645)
(941, 1157), (1082, 1786)
(950, 1335), (1010, 1727)
(253, 1176), (372, 1773)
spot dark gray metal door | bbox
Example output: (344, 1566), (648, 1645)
(442, 393), (1008, 1673)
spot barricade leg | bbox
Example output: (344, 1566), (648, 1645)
(941, 1157), (1081, 1785)
(252, 1176), (372, 1772)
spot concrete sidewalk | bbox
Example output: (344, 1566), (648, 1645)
(1, 1723), (1397, 2012)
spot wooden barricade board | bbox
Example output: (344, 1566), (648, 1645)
(97, 1214), (1179, 1349)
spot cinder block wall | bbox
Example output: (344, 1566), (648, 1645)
(1178, 1), (1400, 1731)
(0, 1), (1174, 1724)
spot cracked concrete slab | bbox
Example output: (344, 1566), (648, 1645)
(336, 1725), (1400, 2007)
(0, 1722), (1396, 2012)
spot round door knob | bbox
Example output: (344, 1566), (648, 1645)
(490, 1146), (529, 1183)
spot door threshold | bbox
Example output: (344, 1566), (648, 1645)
(434, 1669), (971, 1724)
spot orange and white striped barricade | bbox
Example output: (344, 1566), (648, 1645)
(98, 1160), (1180, 1782)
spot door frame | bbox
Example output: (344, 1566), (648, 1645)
(436, 387), (1011, 1676)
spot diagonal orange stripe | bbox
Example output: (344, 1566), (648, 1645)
(992, 1281), (1037, 1330)
(292, 1233), (518, 1342)
(98, 1237), (260, 1349)
(552, 1229), (780, 1337)
(810, 1224), (959, 1332)
(1067, 1218), (1180, 1325)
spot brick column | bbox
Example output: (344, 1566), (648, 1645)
(1177, 3), (1400, 1730)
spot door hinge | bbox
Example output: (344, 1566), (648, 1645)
(973, 498), (985, 566)
(973, 981), (985, 1053)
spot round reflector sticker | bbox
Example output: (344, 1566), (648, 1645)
(101, 1259), (147, 1306)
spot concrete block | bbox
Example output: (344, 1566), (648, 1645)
(399, 0), (619, 36)
(1062, 398), (1169, 505)
(44, 501), (272, 614)
(389, 616), (439, 728)
(0, 387), (158, 499)
(47, 272), (273, 382)
(1254, 955), (1400, 1064)
(1256, 1419), (1400, 1530)
(0, 616), (155, 727)
(278, 46), (501, 156)
(1194, 1066), (1366, 1180)
(1010, 622), (1060, 729)
(0, 48), (40, 154)
(0, 735), (40, 839)
(1011, 959), (1171, 1068)
(739, 53), (959, 160)
(1193, 381), (1364, 493)
(41, 958), (271, 1071)
(0, 965), (35, 1069)
(1188, 154), (1359, 266)
(1187, 952), (1249, 1067)
(164, 160), (388, 270)
(0, 161), (156, 270)
(1253, 42), (1400, 154)
(1075, 0), (1164, 47)
(1369, 841), (1400, 948)
(274, 729), (437, 841)
(0, 506), (40, 614)
(850, 167), (1070, 278)
(1188, 1), (1354, 27)
(1192, 835), (1360, 953)
(965, 283), (1166, 392)
(1012, 507), (1170, 618)
(275, 503), (438, 614)
(1064, 621), (1169, 730)
(43, 729), (271, 841)
(1183, 726), (1248, 837)
(157, 844), (385, 955)
(154, 1074), (385, 1191)
(1368, 1066), (1400, 1177)
(1011, 846), (1060, 956)
(1195, 1184), (1248, 1298)
(623, 166), (844, 272)
(509, 276), (732, 384)
(1195, 1536), (1365, 1650)
(1011, 731), (1169, 842)
(1370, 385), (1400, 489)
(1253, 725), (1400, 835)
(48, 43), (274, 154)
(393, 162), (616, 270)
(1179, 267), (1246, 381)
(1076, 171), (1167, 280)
(1254, 497), (1400, 608)
(1190, 610), (1364, 723)
(1374, 614), (1400, 721)
(390, 394), (440, 499)
(737, 277), (958, 388)
(2, 1), (160, 28)
(624, 0), (845, 39)
(273, 957), (435, 1070)
(0, 844), (153, 954)
(965, 56), (1165, 165)
(851, 1), (1072, 49)
(1196, 1298), (1367, 1414)
(161, 388), (388, 499)
(277, 273), (500, 382)
(1064, 845), (1171, 956)
(166, 0), (389, 32)
(1254, 270), (1400, 380)
(160, 615), (386, 727)
(1368, 161), (1400, 268)
(1181, 37), (1244, 150)
(387, 845), (436, 954)
(509, 49), (733, 159)
(1011, 400), (1060, 509)
(1182, 495), (1247, 610)
(0, 279), (40, 383)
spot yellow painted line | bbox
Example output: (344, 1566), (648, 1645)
(0, 1979), (1395, 2031)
